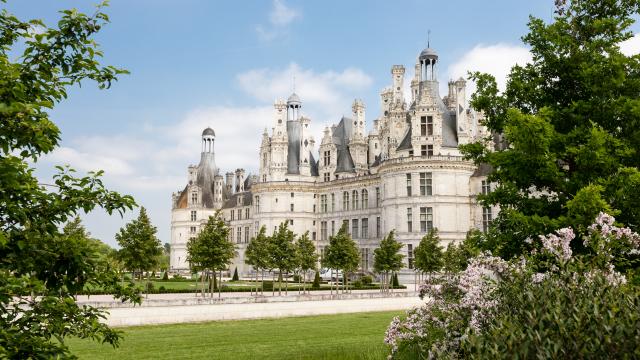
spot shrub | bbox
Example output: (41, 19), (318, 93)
(352, 280), (363, 289)
(172, 274), (185, 280)
(391, 273), (399, 288)
(162, 272), (169, 280)
(231, 268), (239, 281)
(158, 286), (166, 292)
(312, 271), (321, 289)
(361, 275), (373, 285)
(292, 274), (301, 283)
(145, 282), (154, 291)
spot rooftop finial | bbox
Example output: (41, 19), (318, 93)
(427, 29), (431, 48)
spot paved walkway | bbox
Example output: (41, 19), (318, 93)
(104, 295), (424, 327)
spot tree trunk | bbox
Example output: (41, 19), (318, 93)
(218, 270), (222, 298)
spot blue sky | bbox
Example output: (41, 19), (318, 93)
(6, 0), (639, 247)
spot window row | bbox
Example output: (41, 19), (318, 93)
(406, 207), (434, 233)
(319, 217), (382, 240)
(318, 188), (382, 213)
(229, 208), (251, 221)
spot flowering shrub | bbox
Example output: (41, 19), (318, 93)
(385, 213), (640, 359)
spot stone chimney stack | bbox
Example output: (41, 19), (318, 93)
(225, 172), (234, 194)
(235, 168), (246, 192)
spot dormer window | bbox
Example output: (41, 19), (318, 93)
(191, 192), (198, 204)
(237, 196), (242, 206)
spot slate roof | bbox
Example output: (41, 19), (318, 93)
(333, 117), (356, 173)
(221, 191), (253, 209)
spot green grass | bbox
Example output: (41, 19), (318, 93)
(68, 311), (401, 360)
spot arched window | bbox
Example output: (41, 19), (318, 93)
(343, 191), (349, 211)
(362, 189), (368, 209)
(352, 190), (359, 210)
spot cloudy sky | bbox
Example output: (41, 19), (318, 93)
(6, 0), (640, 247)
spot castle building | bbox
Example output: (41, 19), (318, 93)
(170, 46), (495, 280)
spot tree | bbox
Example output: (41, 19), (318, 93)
(460, 0), (640, 260)
(245, 226), (271, 295)
(323, 223), (360, 294)
(295, 231), (318, 294)
(414, 228), (444, 285)
(186, 212), (235, 298)
(116, 207), (162, 292)
(0, 3), (139, 357)
(268, 222), (297, 295)
(373, 230), (404, 293)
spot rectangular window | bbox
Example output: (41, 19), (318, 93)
(481, 180), (491, 195)
(190, 226), (196, 234)
(408, 244), (414, 269)
(376, 217), (381, 238)
(312, 231), (317, 241)
(352, 191), (359, 210)
(331, 220), (336, 236)
(237, 227), (242, 244)
(407, 207), (413, 232)
(362, 218), (369, 239)
(231, 210), (235, 221)
(420, 172), (432, 196)
(320, 195), (327, 213)
(483, 207), (493, 232)
(245, 226), (250, 243)
(362, 190), (368, 209)
(427, 116), (433, 136)
(238, 210), (242, 220)
(427, 145), (434, 156)
(343, 192), (349, 211)
(324, 172), (330, 182)
(323, 150), (331, 166)
(406, 174), (412, 196)
(290, 203), (294, 212)
(190, 210), (196, 221)
(331, 193), (335, 212)
(421, 145), (427, 156)
(420, 116), (427, 136)
(360, 248), (370, 271)
(376, 187), (381, 207)
(343, 219), (349, 234)
(254, 196), (260, 213)
(289, 219), (294, 226)
(352, 219), (359, 238)
(245, 208), (250, 218)
(191, 192), (198, 204)
(420, 207), (433, 232)
(313, 204), (316, 213)
(321, 221), (328, 241)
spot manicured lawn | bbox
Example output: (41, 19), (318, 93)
(67, 311), (401, 359)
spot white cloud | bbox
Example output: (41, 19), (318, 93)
(44, 146), (134, 176)
(255, 0), (301, 42)
(446, 43), (532, 95)
(620, 34), (640, 56)
(269, 0), (300, 26)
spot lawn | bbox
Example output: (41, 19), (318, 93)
(67, 311), (402, 360)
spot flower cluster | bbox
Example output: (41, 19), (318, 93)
(586, 212), (640, 250)
(539, 227), (574, 261)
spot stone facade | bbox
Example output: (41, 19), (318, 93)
(170, 46), (495, 280)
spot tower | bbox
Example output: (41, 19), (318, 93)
(286, 93), (302, 175)
(391, 65), (405, 103)
(352, 99), (366, 138)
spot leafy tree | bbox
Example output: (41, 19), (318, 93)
(295, 231), (318, 294)
(323, 223), (360, 293)
(116, 207), (162, 288)
(186, 212), (235, 298)
(460, 0), (640, 259)
(268, 222), (297, 295)
(373, 230), (404, 293)
(414, 228), (444, 282)
(245, 226), (271, 295)
(0, 3), (138, 357)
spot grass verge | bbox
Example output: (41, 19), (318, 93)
(67, 311), (401, 360)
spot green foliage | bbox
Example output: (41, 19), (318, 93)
(268, 222), (297, 275)
(245, 226), (271, 272)
(414, 228), (444, 274)
(312, 270), (321, 289)
(295, 231), (318, 273)
(442, 230), (483, 274)
(162, 272), (169, 281)
(361, 275), (373, 285)
(116, 207), (162, 276)
(373, 230), (405, 274)
(463, 266), (640, 358)
(323, 223), (360, 274)
(391, 273), (400, 288)
(0, 3), (139, 357)
(460, 0), (640, 259)
(231, 268), (239, 281)
(186, 212), (235, 274)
